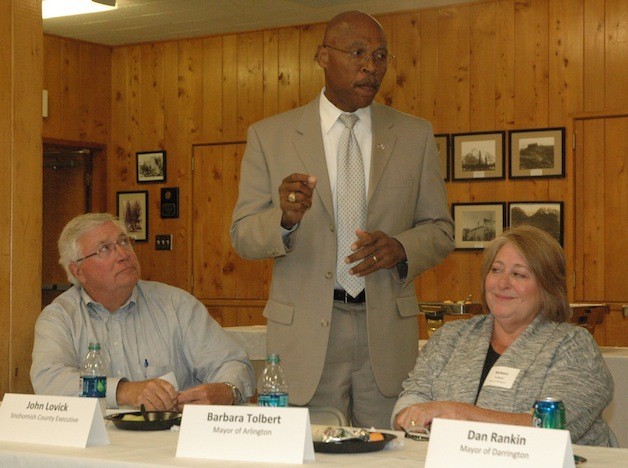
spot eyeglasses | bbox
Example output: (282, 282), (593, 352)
(75, 236), (135, 262)
(323, 44), (394, 66)
(400, 425), (430, 441)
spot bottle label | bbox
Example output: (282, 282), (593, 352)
(81, 376), (106, 398)
(258, 393), (289, 407)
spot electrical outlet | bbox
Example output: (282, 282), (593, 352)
(155, 234), (173, 251)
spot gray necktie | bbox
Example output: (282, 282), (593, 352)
(336, 113), (366, 298)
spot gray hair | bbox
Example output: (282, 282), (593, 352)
(58, 213), (128, 285)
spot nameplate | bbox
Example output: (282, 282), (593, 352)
(0, 393), (109, 448)
(425, 418), (574, 468)
(176, 405), (315, 464)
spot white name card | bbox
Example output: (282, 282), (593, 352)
(426, 418), (574, 468)
(176, 405), (315, 464)
(0, 393), (109, 448)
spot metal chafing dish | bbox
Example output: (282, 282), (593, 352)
(417, 301), (483, 316)
(418, 299), (483, 337)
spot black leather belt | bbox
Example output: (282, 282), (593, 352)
(333, 289), (366, 304)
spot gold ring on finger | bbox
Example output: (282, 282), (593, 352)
(288, 192), (296, 203)
(410, 419), (416, 426)
(372, 255), (378, 263)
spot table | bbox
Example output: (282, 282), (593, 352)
(225, 325), (267, 384)
(0, 423), (626, 467)
(600, 346), (628, 447)
(226, 326), (627, 447)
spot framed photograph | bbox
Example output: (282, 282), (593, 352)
(452, 202), (506, 250)
(434, 134), (450, 181)
(509, 201), (564, 246)
(136, 150), (166, 183)
(509, 128), (565, 178)
(452, 131), (505, 181)
(117, 191), (148, 242)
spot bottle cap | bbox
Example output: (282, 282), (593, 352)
(267, 353), (280, 363)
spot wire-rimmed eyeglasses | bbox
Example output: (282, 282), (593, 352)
(75, 235), (135, 262)
(322, 44), (395, 66)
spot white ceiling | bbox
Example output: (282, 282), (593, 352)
(43, 0), (471, 46)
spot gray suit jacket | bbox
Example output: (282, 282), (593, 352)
(393, 314), (614, 445)
(231, 97), (454, 404)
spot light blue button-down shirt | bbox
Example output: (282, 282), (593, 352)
(31, 280), (254, 408)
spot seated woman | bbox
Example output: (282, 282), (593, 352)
(392, 225), (613, 446)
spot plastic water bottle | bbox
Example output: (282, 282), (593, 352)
(257, 353), (289, 407)
(80, 342), (107, 414)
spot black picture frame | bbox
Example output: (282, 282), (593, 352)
(452, 131), (505, 181)
(508, 201), (564, 246)
(452, 202), (506, 250)
(508, 128), (565, 179)
(137, 150), (166, 183)
(434, 133), (450, 181)
(117, 191), (148, 242)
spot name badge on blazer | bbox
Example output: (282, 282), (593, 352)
(482, 366), (520, 389)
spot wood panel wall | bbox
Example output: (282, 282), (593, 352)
(38, 0), (627, 342)
(1, 0), (43, 397)
(42, 35), (111, 208)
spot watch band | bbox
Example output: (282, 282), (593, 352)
(222, 382), (243, 405)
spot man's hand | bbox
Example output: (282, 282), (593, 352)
(346, 229), (407, 276)
(116, 379), (178, 411)
(175, 383), (233, 410)
(279, 174), (317, 229)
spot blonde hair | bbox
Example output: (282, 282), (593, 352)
(480, 225), (571, 323)
(58, 213), (128, 285)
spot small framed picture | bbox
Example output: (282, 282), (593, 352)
(509, 128), (565, 178)
(434, 134), (450, 181)
(452, 202), (506, 250)
(137, 150), (166, 183)
(117, 191), (148, 242)
(508, 201), (564, 246)
(452, 131), (505, 181)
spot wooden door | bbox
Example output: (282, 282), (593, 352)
(42, 146), (91, 307)
(574, 113), (628, 346)
(191, 143), (271, 326)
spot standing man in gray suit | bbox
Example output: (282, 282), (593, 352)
(231, 10), (454, 428)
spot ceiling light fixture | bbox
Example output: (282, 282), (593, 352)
(42, 0), (117, 19)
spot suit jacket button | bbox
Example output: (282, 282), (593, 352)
(321, 320), (329, 327)
(325, 272), (332, 279)
(329, 224), (335, 232)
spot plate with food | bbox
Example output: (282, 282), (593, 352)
(105, 410), (181, 431)
(312, 426), (397, 454)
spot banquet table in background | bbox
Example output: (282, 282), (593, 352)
(225, 326), (628, 448)
(600, 347), (628, 447)
(0, 423), (626, 467)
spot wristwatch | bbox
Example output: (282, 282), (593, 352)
(222, 382), (243, 405)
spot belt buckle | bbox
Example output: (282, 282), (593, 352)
(343, 291), (350, 304)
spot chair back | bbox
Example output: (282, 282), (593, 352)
(609, 426), (620, 447)
(308, 406), (350, 426)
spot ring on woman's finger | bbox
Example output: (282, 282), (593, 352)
(372, 255), (378, 263)
(288, 191), (296, 203)
(410, 419), (416, 426)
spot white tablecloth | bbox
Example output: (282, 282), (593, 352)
(0, 423), (626, 467)
(227, 326), (627, 447)
(600, 347), (628, 447)
(225, 325), (267, 361)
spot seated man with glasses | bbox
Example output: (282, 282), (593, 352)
(31, 213), (254, 411)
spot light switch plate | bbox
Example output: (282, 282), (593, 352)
(155, 234), (172, 251)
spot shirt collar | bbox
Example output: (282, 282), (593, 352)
(80, 285), (138, 318)
(319, 88), (372, 135)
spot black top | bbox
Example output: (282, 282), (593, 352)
(474, 344), (501, 404)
